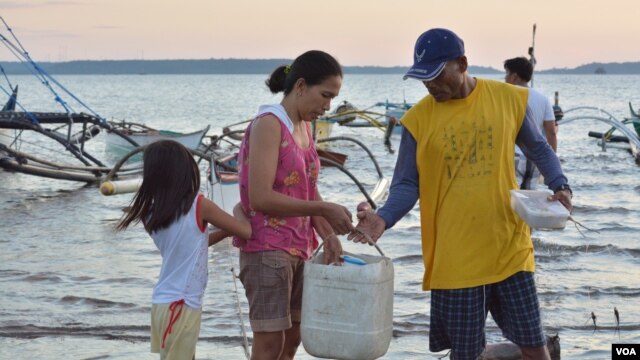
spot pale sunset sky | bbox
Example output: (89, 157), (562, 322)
(1, 0), (639, 70)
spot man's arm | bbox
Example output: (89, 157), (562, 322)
(516, 109), (573, 211)
(516, 109), (566, 190)
(376, 129), (420, 229)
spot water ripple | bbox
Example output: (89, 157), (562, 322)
(59, 295), (137, 309)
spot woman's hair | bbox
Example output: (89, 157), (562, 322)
(265, 50), (342, 95)
(116, 140), (200, 233)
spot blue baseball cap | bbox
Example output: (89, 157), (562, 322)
(403, 28), (465, 81)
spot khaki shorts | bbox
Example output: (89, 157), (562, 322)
(239, 250), (305, 332)
(150, 302), (202, 360)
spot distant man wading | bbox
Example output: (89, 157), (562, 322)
(349, 28), (573, 360)
(504, 56), (558, 190)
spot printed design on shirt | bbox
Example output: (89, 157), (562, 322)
(308, 159), (319, 182)
(284, 171), (301, 186)
(281, 139), (289, 148)
(266, 216), (287, 229)
(442, 119), (494, 181)
(289, 248), (301, 257)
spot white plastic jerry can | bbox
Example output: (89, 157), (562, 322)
(301, 251), (394, 360)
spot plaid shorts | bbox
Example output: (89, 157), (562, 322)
(238, 250), (305, 333)
(429, 271), (546, 360)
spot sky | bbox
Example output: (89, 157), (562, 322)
(1, 0), (639, 70)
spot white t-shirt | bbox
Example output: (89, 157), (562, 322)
(526, 87), (555, 132)
(516, 87), (555, 156)
(150, 194), (209, 309)
(515, 87), (556, 188)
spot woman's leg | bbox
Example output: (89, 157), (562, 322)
(280, 322), (301, 360)
(251, 330), (285, 360)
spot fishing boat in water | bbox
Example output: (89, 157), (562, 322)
(0, 18), (168, 183)
(317, 100), (410, 132)
(105, 120), (210, 152)
(627, 102), (640, 137)
(315, 100), (412, 153)
(561, 105), (640, 164)
(0, 104), (153, 182)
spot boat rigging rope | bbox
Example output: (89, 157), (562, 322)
(0, 132), (65, 156)
(0, 17), (106, 123)
(207, 154), (251, 359)
(0, 64), (13, 89)
(0, 84), (41, 125)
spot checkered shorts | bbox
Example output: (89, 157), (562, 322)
(429, 271), (546, 360)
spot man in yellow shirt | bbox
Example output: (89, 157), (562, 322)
(349, 28), (572, 360)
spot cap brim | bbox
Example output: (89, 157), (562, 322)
(403, 62), (446, 81)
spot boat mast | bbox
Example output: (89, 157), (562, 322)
(528, 23), (537, 87)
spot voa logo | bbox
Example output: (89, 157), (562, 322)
(616, 347), (636, 356)
(612, 344), (640, 359)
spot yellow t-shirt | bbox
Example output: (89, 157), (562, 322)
(401, 79), (532, 290)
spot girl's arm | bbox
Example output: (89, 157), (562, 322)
(199, 197), (251, 241)
(208, 229), (230, 247)
(248, 116), (353, 234)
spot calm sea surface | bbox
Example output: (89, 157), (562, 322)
(1, 74), (639, 359)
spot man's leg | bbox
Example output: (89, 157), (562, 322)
(489, 271), (550, 360)
(429, 286), (487, 360)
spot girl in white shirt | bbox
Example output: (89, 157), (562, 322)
(117, 139), (250, 360)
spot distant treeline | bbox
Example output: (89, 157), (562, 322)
(1, 59), (638, 75)
(537, 62), (640, 75)
(0, 59), (498, 75)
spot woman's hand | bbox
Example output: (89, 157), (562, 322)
(322, 234), (343, 265)
(321, 202), (354, 235)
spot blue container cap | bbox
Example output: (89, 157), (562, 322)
(341, 255), (367, 266)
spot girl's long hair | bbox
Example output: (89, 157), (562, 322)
(116, 140), (200, 233)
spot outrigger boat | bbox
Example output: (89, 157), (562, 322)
(0, 109), (140, 182)
(560, 105), (640, 163)
(105, 120), (210, 153)
(315, 100), (412, 153)
(317, 100), (410, 131)
(0, 17), (215, 183)
(0, 17), (165, 183)
(626, 102), (640, 137)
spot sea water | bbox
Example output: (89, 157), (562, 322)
(1, 74), (639, 359)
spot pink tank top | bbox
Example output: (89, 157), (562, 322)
(233, 111), (320, 259)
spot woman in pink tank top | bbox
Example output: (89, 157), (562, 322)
(235, 51), (354, 360)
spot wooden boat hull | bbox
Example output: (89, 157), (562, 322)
(105, 126), (209, 151)
(0, 156), (102, 183)
(313, 120), (334, 142)
(210, 173), (240, 214)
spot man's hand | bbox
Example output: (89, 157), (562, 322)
(347, 202), (385, 244)
(550, 189), (572, 213)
